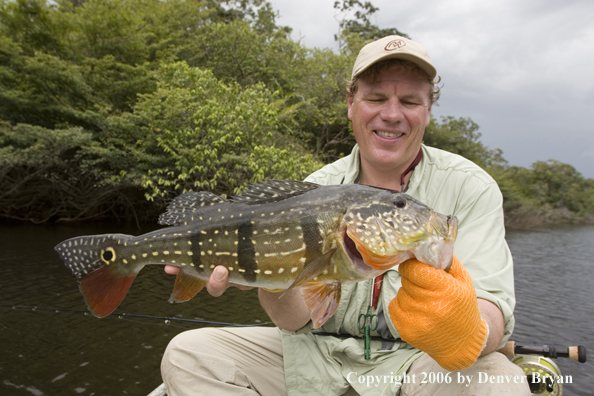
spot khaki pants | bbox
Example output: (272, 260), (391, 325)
(161, 327), (531, 396)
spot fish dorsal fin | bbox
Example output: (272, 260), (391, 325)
(231, 180), (320, 205)
(159, 191), (228, 226)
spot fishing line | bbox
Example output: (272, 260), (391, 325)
(3, 305), (274, 327)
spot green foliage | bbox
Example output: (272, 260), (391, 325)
(0, 120), (151, 223)
(125, 62), (322, 199)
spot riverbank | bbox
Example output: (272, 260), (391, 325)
(504, 206), (594, 229)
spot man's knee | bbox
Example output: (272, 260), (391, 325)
(161, 328), (221, 375)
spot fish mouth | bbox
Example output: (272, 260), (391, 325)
(342, 229), (371, 272)
(424, 213), (458, 271)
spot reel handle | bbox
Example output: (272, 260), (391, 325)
(498, 341), (587, 363)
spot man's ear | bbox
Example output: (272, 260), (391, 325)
(347, 93), (354, 121)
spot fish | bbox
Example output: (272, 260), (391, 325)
(55, 180), (458, 328)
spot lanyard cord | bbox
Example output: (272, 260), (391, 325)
(400, 148), (423, 193)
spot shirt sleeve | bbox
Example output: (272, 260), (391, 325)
(452, 178), (515, 348)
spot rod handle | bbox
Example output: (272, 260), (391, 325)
(498, 341), (587, 363)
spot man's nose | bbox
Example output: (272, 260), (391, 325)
(379, 98), (403, 122)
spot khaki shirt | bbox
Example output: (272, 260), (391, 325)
(281, 144), (515, 396)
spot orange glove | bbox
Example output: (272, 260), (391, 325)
(388, 255), (488, 371)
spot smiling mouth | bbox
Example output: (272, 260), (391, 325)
(374, 130), (405, 138)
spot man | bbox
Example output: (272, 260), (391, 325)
(161, 35), (530, 395)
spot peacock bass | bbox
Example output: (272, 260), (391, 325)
(55, 180), (458, 328)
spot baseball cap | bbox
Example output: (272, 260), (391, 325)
(351, 35), (437, 80)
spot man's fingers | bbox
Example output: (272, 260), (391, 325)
(165, 264), (252, 295)
(206, 266), (230, 297)
(164, 265), (179, 275)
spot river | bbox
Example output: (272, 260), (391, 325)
(1, 223), (592, 395)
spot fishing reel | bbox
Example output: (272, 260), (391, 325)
(512, 355), (563, 396)
(499, 342), (587, 396)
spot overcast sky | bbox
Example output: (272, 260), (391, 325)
(270, 0), (594, 178)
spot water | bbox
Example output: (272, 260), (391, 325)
(1, 223), (593, 395)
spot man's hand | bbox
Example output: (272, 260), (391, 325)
(163, 265), (252, 297)
(388, 256), (489, 371)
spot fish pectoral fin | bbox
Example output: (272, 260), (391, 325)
(79, 264), (141, 318)
(169, 269), (207, 303)
(301, 281), (342, 329)
(286, 248), (337, 290)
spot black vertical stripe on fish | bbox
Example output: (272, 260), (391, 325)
(190, 231), (203, 272)
(237, 220), (257, 283)
(301, 214), (323, 264)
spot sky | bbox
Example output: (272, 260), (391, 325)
(270, 0), (594, 178)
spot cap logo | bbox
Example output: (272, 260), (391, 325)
(385, 39), (406, 51)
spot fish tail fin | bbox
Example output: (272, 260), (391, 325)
(55, 234), (140, 317)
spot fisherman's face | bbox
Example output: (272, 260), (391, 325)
(347, 64), (432, 178)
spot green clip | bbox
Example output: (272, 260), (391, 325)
(358, 306), (379, 360)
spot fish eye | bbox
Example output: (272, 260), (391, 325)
(395, 199), (406, 209)
(101, 247), (116, 263)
